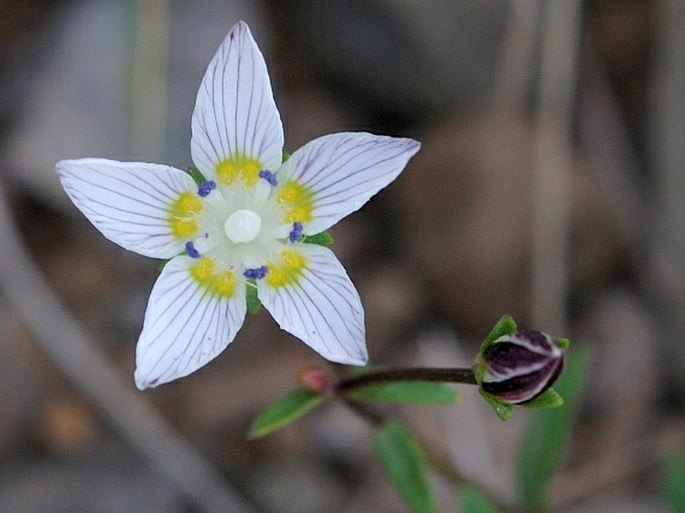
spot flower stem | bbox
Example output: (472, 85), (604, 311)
(336, 367), (477, 392)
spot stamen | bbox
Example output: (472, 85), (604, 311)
(243, 265), (269, 280)
(289, 221), (304, 243)
(185, 241), (201, 258)
(258, 169), (278, 187)
(198, 180), (217, 197)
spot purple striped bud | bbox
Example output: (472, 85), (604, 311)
(478, 330), (564, 405)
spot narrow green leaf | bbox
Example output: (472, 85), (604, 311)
(248, 386), (326, 439)
(158, 258), (171, 272)
(246, 282), (261, 314)
(523, 388), (564, 409)
(517, 350), (589, 513)
(347, 381), (460, 405)
(460, 487), (500, 513)
(374, 421), (435, 513)
(665, 454), (685, 513)
(282, 151), (290, 163)
(187, 166), (207, 186)
(479, 315), (517, 353)
(301, 231), (334, 247)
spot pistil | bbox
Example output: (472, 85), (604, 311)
(224, 209), (262, 243)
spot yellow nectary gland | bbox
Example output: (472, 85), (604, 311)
(215, 156), (262, 187)
(275, 181), (314, 224)
(265, 248), (307, 288)
(191, 256), (237, 297)
(169, 192), (203, 238)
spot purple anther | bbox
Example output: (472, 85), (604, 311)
(243, 266), (269, 280)
(198, 180), (217, 197)
(185, 241), (201, 259)
(289, 221), (304, 243)
(258, 170), (278, 187)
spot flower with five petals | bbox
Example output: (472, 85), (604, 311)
(56, 21), (420, 389)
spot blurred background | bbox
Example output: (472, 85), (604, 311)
(0, 0), (683, 512)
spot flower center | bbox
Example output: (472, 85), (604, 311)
(224, 208), (262, 243)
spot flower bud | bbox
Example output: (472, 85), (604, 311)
(297, 367), (335, 396)
(478, 330), (564, 404)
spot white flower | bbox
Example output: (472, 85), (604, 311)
(56, 21), (420, 390)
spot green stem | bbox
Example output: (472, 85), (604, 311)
(336, 367), (477, 392)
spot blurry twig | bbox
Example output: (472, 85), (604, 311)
(651, 0), (685, 262)
(492, 0), (541, 113)
(0, 180), (256, 512)
(530, 0), (583, 334)
(578, 51), (646, 251)
(649, 0), (685, 370)
(126, 0), (170, 161)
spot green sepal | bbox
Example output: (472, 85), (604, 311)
(665, 454), (685, 512)
(523, 388), (564, 409)
(556, 338), (570, 351)
(479, 315), (517, 354)
(158, 258), (171, 271)
(346, 381), (460, 405)
(246, 282), (261, 314)
(282, 151), (290, 163)
(478, 388), (514, 421)
(373, 421), (436, 513)
(187, 166), (207, 186)
(248, 386), (326, 439)
(301, 231), (334, 247)
(460, 487), (500, 513)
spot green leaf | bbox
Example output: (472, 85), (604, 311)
(665, 454), (685, 513)
(187, 166), (207, 186)
(248, 386), (326, 439)
(246, 282), (261, 314)
(282, 151), (290, 163)
(523, 387), (564, 409)
(478, 389), (513, 421)
(347, 381), (460, 405)
(460, 487), (500, 513)
(374, 421), (435, 513)
(517, 350), (589, 513)
(301, 231), (334, 247)
(158, 258), (171, 271)
(479, 315), (517, 353)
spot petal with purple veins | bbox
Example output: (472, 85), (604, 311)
(56, 158), (197, 259)
(134, 256), (247, 389)
(277, 132), (420, 233)
(191, 21), (284, 181)
(257, 244), (367, 365)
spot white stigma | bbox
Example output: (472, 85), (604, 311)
(224, 209), (262, 243)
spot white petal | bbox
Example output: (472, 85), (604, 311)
(258, 244), (367, 365)
(191, 21), (284, 178)
(135, 256), (247, 389)
(57, 158), (197, 259)
(278, 132), (420, 233)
